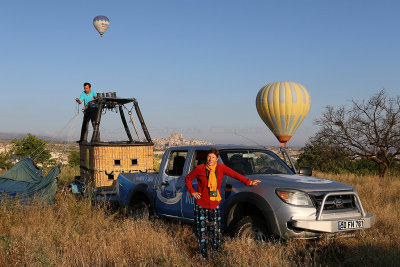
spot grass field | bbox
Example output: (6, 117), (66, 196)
(0, 166), (399, 266)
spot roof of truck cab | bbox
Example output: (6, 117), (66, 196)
(167, 144), (273, 151)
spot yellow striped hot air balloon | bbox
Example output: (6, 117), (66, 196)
(256, 81), (310, 146)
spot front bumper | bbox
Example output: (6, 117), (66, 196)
(291, 213), (375, 233)
(287, 191), (375, 234)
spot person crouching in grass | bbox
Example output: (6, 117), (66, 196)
(185, 148), (260, 258)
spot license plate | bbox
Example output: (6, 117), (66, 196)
(338, 219), (364, 230)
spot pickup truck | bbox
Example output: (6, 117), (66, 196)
(83, 145), (374, 240)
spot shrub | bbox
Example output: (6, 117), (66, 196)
(10, 133), (51, 167)
(0, 151), (13, 171)
(68, 151), (80, 167)
(297, 139), (385, 176)
(296, 140), (353, 174)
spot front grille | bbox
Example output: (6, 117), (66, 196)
(309, 192), (356, 211)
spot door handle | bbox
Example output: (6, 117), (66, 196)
(225, 184), (232, 199)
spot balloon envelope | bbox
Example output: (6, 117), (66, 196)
(256, 81), (310, 146)
(93, 15), (110, 37)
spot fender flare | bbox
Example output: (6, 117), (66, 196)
(224, 192), (281, 237)
(128, 183), (156, 215)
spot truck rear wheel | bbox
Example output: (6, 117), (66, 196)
(128, 200), (150, 220)
(233, 216), (268, 242)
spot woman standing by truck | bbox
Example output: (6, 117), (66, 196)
(185, 148), (260, 258)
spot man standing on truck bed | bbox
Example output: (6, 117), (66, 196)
(185, 148), (260, 258)
(76, 82), (98, 142)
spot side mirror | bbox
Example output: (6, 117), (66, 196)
(299, 166), (312, 176)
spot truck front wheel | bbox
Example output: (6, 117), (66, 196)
(233, 216), (268, 242)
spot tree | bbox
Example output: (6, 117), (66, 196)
(297, 138), (380, 175)
(0, 151), (13, 171)
(11, 133), (52, 166)
(68, 151), (80, 167)
(314, 90), (400, 177)
(297, 138), (353, 174)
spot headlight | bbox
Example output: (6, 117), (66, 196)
(276, 189), (314, 207)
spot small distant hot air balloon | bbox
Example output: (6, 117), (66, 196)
(256, 81), (310, 146)
(93, 15), (110, 37)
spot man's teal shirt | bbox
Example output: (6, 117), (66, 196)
(79, 89), (97, 107)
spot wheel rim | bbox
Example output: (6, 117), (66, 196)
(128, 202), (150, 219)
(241, 223), (267, 242)
(253, 228), (267, 242)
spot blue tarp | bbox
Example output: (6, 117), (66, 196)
(0, 158), (60, 203)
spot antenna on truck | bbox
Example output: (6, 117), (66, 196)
(233, 132), (266, 148)
(234, 132), (298, 174)
(280, 146), (297, 174)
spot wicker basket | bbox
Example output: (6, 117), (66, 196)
(80, 142), (154, 188)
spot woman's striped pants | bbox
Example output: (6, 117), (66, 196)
(193, 202), (222, 258)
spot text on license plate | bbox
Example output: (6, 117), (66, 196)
(338, 219), (364, 230)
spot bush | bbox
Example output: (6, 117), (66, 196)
(297, 140), (352, 174)
(0, 151), (13, 171)
(68, 151), (80, 167)
(10, 133), (51, 167)
(296, 139), (382, 176)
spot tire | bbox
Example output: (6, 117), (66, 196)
(127, 200), (150, 220)
(233, 216), (269, 242)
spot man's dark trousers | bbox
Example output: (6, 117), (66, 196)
(80, 107), (99, 142)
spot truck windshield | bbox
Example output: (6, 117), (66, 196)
(220, 150), (294, 175)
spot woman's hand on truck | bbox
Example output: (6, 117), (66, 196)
(192, 192), (202, 199)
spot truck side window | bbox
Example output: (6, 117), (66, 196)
(190, 150), (208, 172)
(165, 151), (188, 176)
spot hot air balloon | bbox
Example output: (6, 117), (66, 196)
(93, 15), (110, 37)
(256, 81), (310, 146)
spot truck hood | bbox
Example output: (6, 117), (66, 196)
(246, 174), (354, 192)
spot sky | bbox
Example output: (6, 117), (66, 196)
(1, 0), (399, 147)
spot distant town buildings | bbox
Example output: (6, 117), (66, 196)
(0, 133), (302, 164)
(151, 132), (301, 160)
(153, 132), (213, 150)
(0, 143), (12, 153)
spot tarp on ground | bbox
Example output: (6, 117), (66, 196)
(0, 158), (60, 203)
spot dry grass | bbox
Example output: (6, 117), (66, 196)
(0, 168), (399, 266)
